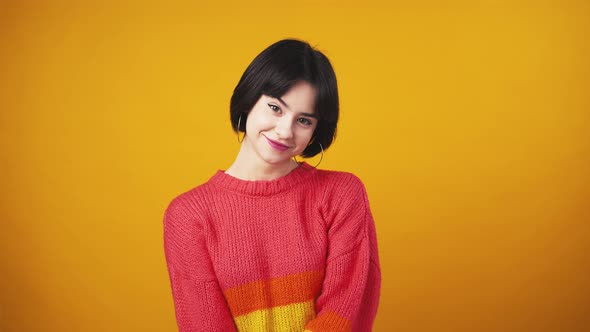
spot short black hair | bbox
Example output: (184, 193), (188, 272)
(230, 39), (339, 158)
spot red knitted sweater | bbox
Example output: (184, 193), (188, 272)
(163, 162), (381, 331)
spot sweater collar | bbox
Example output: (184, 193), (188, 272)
(209, 162), (317, 196)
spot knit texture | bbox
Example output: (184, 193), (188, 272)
(163, 162), (381, 331)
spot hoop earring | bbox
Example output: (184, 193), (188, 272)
(293, 142), (324, 168)
(314, 143), (324, 168)
(236, 114), (245, 143)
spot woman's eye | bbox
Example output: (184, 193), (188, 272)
(298, 118), (313, 126)
(268, 104), (280, 112)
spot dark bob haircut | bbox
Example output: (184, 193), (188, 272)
(230, 39), (339, 158)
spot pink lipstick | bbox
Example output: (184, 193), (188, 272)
(265, 136), (290, 152)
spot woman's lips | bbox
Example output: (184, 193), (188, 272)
(264, 136), (290, 152)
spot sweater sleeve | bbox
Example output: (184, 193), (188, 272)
(304, 175), (381, 332)
(163, 196), (237, 332)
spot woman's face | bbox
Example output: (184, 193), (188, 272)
(243, 80), (318, 166)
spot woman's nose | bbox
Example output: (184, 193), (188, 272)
(274, 117), (294, 140)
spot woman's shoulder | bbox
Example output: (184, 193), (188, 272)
(164, 175), (220, 219)
(316, 170), (366, 202)
(314, 167), (367, 195)
(313, 168), (371, 219)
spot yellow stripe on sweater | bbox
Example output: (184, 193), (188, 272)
(234, 300), (315, 331)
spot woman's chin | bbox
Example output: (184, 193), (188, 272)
(258, 152), (297, 166)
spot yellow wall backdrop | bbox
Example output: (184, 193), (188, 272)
(1, 1), (589, 331)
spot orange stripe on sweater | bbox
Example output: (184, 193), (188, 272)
(224, 270), (323, 317)
(305, 311), (351, 332)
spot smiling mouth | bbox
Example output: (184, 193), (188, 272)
(263, 135), (290, 152)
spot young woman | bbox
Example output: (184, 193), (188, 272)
(163, 39), (381, 331)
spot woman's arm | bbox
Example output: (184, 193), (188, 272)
(163, 196), (237, 332)
(304, 175), (381, 332)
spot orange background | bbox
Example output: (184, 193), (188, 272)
(1, 1), (589, 331)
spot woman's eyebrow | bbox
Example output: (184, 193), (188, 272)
(276, 97), (317, 118)
(300, 112), (318, 119)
